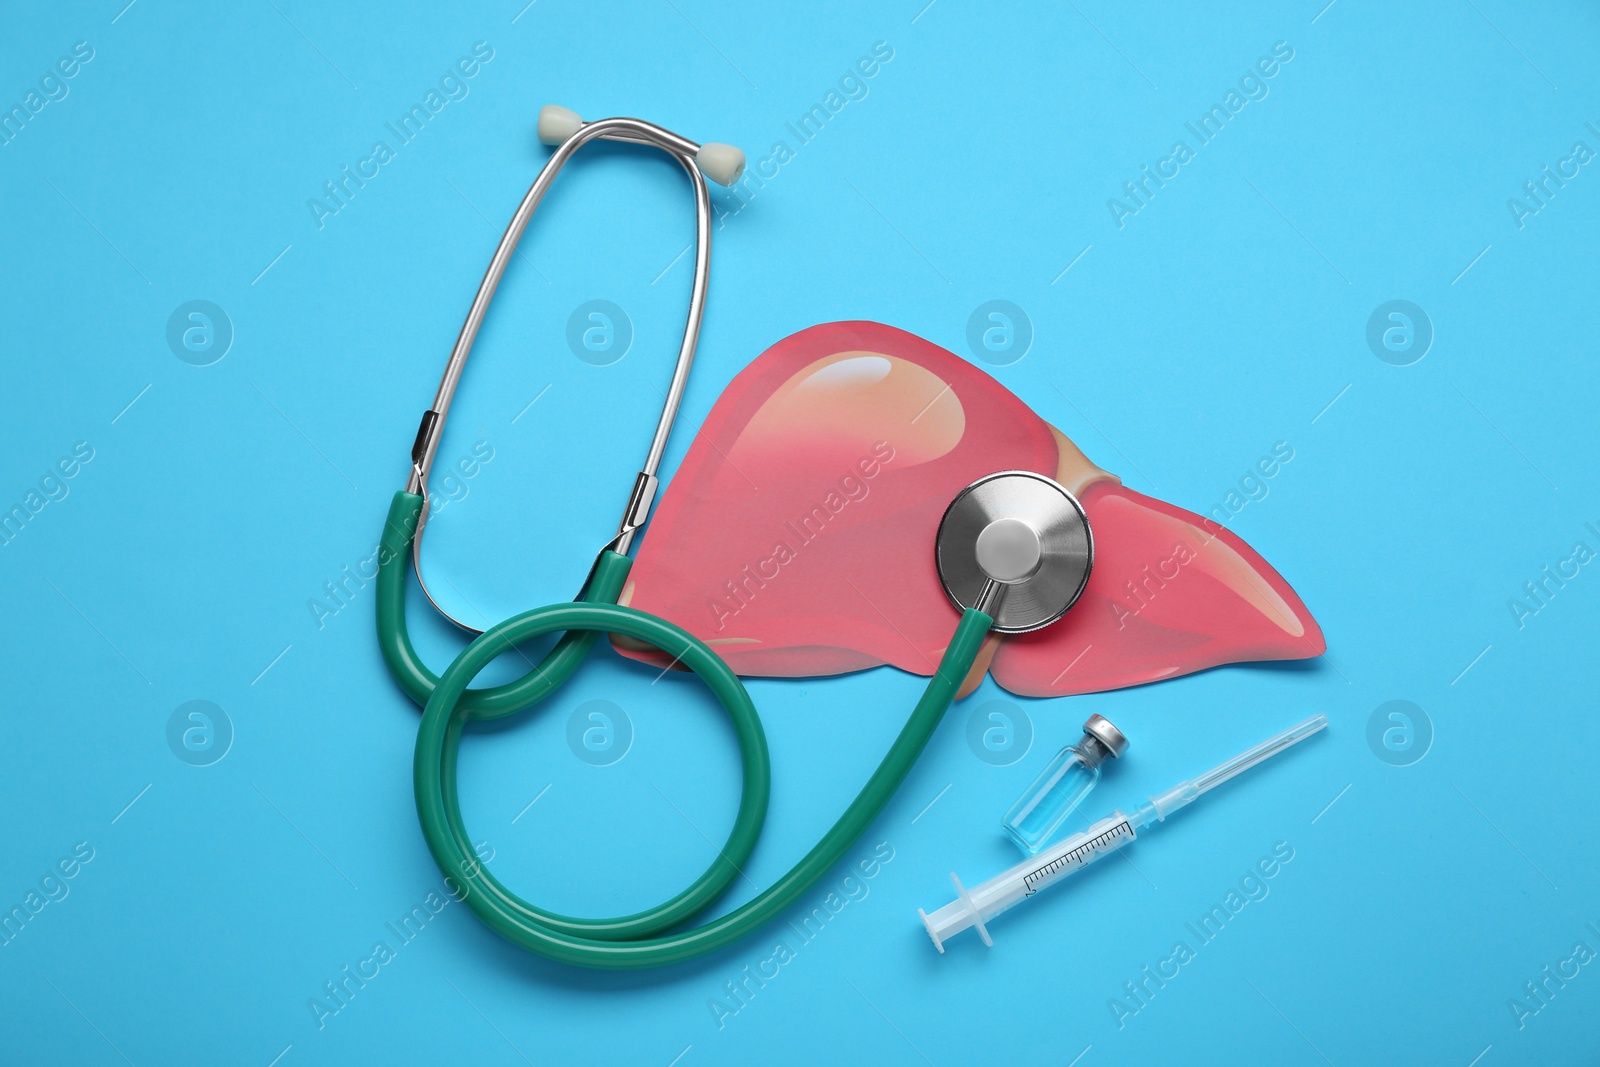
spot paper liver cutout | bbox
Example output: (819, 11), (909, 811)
(615, 321), (1323, 697)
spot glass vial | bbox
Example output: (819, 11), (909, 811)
(1002, 714), (1129, 854)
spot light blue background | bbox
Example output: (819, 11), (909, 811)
(2, 1), (1597, 1064)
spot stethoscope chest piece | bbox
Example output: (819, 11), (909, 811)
(936, 471), (1093, 633)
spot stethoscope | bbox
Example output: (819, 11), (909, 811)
(378, 107), (1095, 969)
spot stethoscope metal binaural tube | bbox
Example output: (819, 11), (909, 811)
(405, 108), (743, 634)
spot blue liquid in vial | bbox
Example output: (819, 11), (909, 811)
(1003, 744), (1102, 854)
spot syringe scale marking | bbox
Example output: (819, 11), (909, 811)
(1022, 820), (1133, 894)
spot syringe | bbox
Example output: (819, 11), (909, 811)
(919, 713), (1327, 952)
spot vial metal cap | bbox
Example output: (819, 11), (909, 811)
(1084, 713), (1128, 758)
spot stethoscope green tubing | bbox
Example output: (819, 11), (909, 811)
(377, 489), (994, 969)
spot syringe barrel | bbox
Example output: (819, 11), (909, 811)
(921, 812), (1136, 950)
(1012, 811), (1136, 898)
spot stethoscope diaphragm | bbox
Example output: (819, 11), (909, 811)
(936, 470), (1093, 633)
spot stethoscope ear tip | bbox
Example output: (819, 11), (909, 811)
(537, 104), (584, 145)
(696, 143), (746, 186)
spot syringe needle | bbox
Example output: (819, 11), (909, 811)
(1133, 713), (1326, 827)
